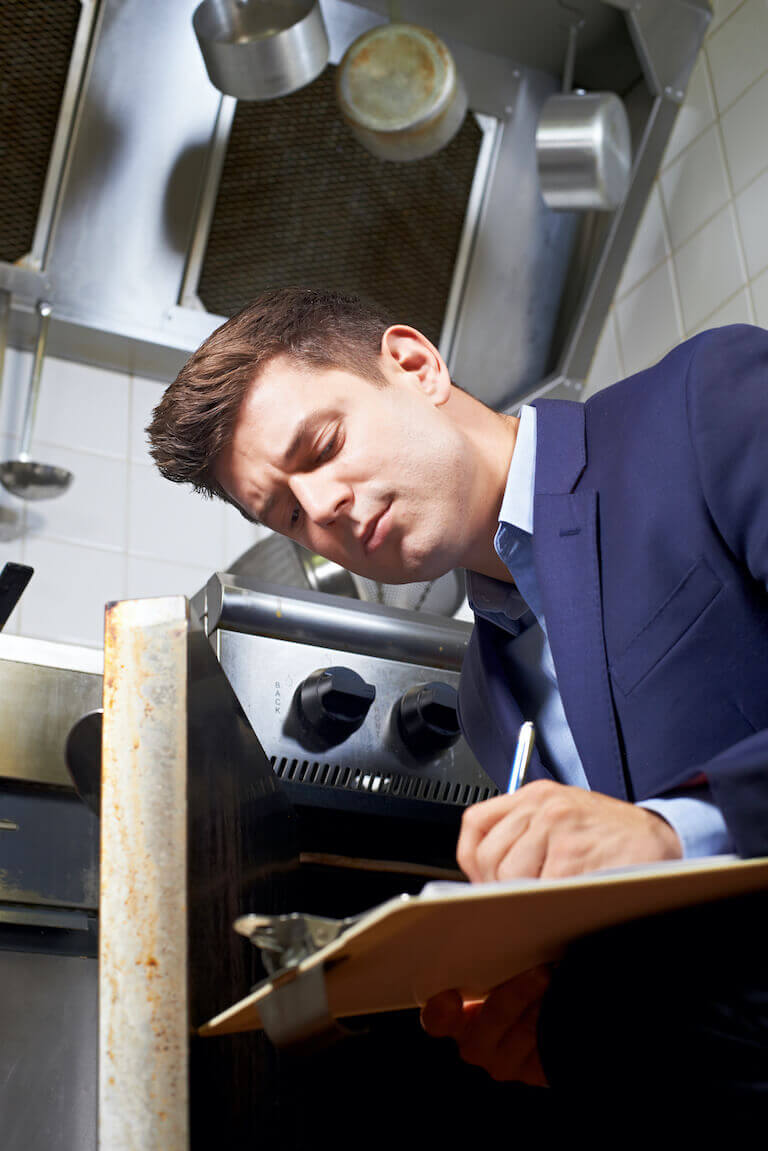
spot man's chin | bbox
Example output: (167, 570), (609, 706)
(354, 552), (456, 587)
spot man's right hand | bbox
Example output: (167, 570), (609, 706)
(419, 965), (552, 1087)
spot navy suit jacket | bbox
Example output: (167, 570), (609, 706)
(459, 324), (768, 857)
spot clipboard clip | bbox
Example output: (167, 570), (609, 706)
(233, 912), (361, 1049)
(235, 911), (359, 976)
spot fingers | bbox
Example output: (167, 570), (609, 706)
(458, 969), (550, 1084)
(458, 784), (558, 882)
(419, 989), (464, 1038)
(457, 794), (526, 881)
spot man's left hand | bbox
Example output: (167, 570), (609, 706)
(457, 780), (682, 882)
(420, 966), (551, 1087)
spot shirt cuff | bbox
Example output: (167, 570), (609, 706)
(638, 793), (735, 859)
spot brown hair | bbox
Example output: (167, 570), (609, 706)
(147, 287), (390, 501)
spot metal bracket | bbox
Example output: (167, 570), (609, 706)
(235, 911), (358, 976)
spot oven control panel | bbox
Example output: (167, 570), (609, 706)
(214, 630), (497, 810)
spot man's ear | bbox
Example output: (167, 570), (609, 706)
(380, 325), (452, 404)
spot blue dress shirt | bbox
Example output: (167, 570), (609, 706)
(466, 405), (733, 858)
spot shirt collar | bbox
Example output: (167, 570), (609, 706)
(498, 404), (536, 533)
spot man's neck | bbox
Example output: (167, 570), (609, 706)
(453, 401), (520, 582)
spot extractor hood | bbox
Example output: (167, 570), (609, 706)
(0, 0), (710, 409)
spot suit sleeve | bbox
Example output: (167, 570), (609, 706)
(685, 324), (768, 856)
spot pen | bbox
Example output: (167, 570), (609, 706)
(507, 721), (536, 794)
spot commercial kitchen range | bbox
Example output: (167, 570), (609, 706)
(0, 1), (712, 1148)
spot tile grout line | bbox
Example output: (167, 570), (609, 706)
(710, 62), (756, 324)
(706, 0), (749, 43)
(659, 104), (718, 179)
(609, 308), (625, 381)
(694, 283), (754, 331)
(707, 36), (768, 119)
(657, 177), (686, 343)
(620, 183), (768, 310)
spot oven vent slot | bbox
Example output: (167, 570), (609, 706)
(271, 756), (497, 807)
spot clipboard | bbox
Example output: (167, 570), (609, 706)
(200, 854), (768, 1042)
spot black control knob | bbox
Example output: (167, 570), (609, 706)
(397, 681), (461, 758)
(298, 666), (376, 742)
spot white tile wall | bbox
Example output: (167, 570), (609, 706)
(674, 205), (746, 330)
(125, 555), (212, 601)
(131, 374), (166, 463)
(586, 0), (768, 401)
(751, 266), (768, 325)
(20, 536), (125, 648)
(660, 124), (730, 250)
(616, 260), (683, 377)
(720, 70), (768, 191)
(24, 444), (129, 552)
(33, 356), (130, 458)
(708, 0), (746, 36)
(734, 168), (768, 277)
(707, 0), (768, 112)
(0, 356), (263, 646)
(616, 185), (669, 297)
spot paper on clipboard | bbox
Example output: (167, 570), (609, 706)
(199, 854), (768, 1038)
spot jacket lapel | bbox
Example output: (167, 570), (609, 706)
(531, 400), (629, 800)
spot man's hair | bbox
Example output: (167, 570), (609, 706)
(147, 287), (390, 501)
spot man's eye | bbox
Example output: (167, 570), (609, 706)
(317, 431), (338, 462)
(290, 502), (301, 527)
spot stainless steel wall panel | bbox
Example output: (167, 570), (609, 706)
(0, 636), (103, 789)
(0, 950), (97, 1151)
(448, 68), (580, 405)
(45, 0), (221, 329)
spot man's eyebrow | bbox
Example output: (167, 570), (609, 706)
(282, 411), (334, 466)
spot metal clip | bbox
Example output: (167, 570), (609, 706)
(234, 912), (360, 1048)
(234, 911), (359, 976)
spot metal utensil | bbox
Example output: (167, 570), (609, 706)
(336, 23), (468, 163)
(193, 0), (329, 101)
(536, 16), (631, 211)
(0, 301), (73, 500)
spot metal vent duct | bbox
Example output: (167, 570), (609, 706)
(0, 0), (81, 265)
(0, 0), (710, 411)
(196, 65), (482, 343)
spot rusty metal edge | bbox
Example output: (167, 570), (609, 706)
(99, 597), (189, 1150)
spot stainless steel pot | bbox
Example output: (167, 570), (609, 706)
(336, 23), (467, 163)
(193, 0), (329, 101)
(536, 88), (631, 211)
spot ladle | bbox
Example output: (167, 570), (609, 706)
(0, 300), (73, 500)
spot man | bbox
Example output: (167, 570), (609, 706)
(149, 287), (768, 1105)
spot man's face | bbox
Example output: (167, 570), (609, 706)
(214, 350), (479, 584)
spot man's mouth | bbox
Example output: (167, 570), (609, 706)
(362, 502), (392, 554)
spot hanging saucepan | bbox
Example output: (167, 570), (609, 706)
(336, 23), (468, 163)
(193, 0), (329, 101)
(535, 21), (631, 211)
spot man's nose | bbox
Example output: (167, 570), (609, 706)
(291, 473), (352, 527)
